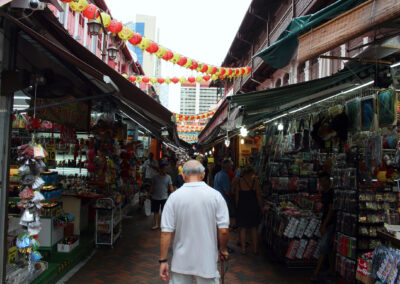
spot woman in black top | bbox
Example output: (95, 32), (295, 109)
(234, 166), (263, 254)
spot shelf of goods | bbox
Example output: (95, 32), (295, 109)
(261, 152), (323, 267)
(95, 198), (121, 247)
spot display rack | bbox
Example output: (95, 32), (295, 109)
(95, 198), (121, 248)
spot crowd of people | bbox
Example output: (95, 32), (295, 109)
(138, 153), (334, 283)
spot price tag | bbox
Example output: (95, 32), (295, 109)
(46, 144), (56, 162)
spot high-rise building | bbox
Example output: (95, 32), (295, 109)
(126, 14), (161, 94)
(180, 83), (220, 115)
(159, 84), (169, 108)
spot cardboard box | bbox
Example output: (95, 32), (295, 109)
(57, 239), (79, 253)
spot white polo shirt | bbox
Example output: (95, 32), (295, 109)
(161, 181), (229, 278)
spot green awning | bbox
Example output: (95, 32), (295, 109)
(231, 63), (373, 125)
(254, 0), (367, 69)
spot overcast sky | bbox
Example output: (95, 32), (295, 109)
(106, 0), (252, 112)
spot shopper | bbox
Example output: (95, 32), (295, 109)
(214, 159), (233, 204)
(168, 159), (179, 188)
(234, 166), (263, 254)
(173, 166), (185, 190)
(149, 164), (174, 230)
(160, 160), (229, 283)
(312, 172), (336, 282)
(143, 153), (158, 185)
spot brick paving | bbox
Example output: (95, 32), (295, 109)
(66, 211), (311, 284)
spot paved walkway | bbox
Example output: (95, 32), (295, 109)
(66, 210), (311, 284)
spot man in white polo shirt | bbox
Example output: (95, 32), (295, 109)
(159, 160), (230, 283)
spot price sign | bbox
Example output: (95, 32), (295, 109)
(45, 144), (56, 166)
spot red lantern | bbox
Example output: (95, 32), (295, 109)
(184, 116), (189, 120)
(201, 114), (206, 119)
(171, 77), (179, 84)
(129, 75), (136, 82)
(178, 115), (183, 120)
(107, 20), (123, 34)
(211, 66), (218, 74)
(234, 69), (240, 76)
(177, 56), (187, 66)
(219, 74), (225, 79)
(203, 75), (211, 81)
(240, 68), (246, 75)
(157, 78), (165, 84)
(142, 76), (150, 83)
(191, 60), (198, 70)
(82, 4), (99, 19)
(200, 64), (208, 73)
(246, 67), (252, 73)
(188, 77), (195, 83)
(60, 0), (72, 2)
(162, 50), (173, 60)
(146, 42), (159, 53)
(220, 68), (226, 76)
(227, 69), (233, 76)
(128, 33), (142, 45)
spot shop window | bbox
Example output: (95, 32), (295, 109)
(283, 73), (289, 86)
(275, 78), (281, 88)
(297, 63), (305, 83)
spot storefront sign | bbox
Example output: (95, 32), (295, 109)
(34, 96), (90, 131)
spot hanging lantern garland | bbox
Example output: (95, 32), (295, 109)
(62, 0), (251, 78)
(177, 125), (205, 132)
(174, 110), (215, 122)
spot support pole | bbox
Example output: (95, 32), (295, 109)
(0, 18), (17, 284)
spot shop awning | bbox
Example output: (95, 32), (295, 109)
(298, 0), (400, 63)
(198, 100), (229, 145)
(3, 10), (178, 142)
(254, 0), (367, 69)
(231, 63), (373, 125)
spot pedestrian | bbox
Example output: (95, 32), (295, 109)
(311, 172), (336, 282)
(173, 166), (185, 190)
(202, 157), (209, 184)
(234, 165), (263, 254)
(159, 160), (229, 283)
(143, 153), (159, 186)
(214, 159), (233, 204)
(168, 159), (179, 189)
(148, 164), (174, 230)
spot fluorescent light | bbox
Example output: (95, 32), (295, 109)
(391, 62), (400, 68)
(289, 104), (312, 114)
(340, 80), (374, 94)
(14, 96), (30, 99)
(13, 104), (29, 108)
(264, 113), (288, 124)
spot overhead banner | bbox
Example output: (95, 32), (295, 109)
(34, 96), (90, 131)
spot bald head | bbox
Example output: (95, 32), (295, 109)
(182, 160), (205, 183)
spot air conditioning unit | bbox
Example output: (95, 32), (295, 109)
(11, 0), (45, 10)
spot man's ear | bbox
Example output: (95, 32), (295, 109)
(201, 172), (205, 180)
(182, 174), (187, 182)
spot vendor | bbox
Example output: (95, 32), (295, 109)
(312, 171), (336, 282)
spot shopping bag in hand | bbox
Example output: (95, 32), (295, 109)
(144, 199), (151, 216)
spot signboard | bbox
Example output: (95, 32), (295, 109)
(34, 96), (90, 131)
(45, 144), (56, 168)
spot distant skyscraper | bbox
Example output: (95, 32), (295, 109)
(180, 83), (220, 115)
(159, 84), (169, 108)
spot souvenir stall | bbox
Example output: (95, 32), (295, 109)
(255, 86), (400, 281)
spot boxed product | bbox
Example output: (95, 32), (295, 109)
(57, 236), (79, 253)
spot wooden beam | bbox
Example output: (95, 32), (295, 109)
(319, 55), (392, 65)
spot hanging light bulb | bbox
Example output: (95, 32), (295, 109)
(209, 150), (212, 155)
(212, 147), (215, 152)
(240, 126), (248, 137)
(278, 123), (284, 131)
(241, 138), (244, 145)
(225, 137), (230, 147)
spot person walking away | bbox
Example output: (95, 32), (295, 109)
(159, 160), (229, 283)
(168, 159), (179, 190)
(311, 172), (336, 282)
(202, 157), (209, 184)
(173, 166), (185, 190)
(234, 166), (263, 254)
(214, 160), (233, 205)
(149, 164), (174, 230)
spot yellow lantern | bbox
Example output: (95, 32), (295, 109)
(136, 76), (142, 83)
(137, 37), (151, 50)
(179, 77), (186, 84)
(97, 12), (111, 28)
(195, 76), (203, 83)
(196, 63), (203, 72)
(150, 77), (157, 84)
(165, 78), (171, 84)
(118, 26), (133, 41)
(170, 53), (181, 64)
(207, 65), (213, 74)
(70, 0), (88, 12)
(211, 74), (218, 81)
(122, 73), (128, 79)
(215, 67), (222, 76)
(155, 46), (166, 58)
(184, 58), (193, 68)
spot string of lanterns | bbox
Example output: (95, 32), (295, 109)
(174, 110), (215, 122)
(61, 0), (251, 79)
(123, 75), (223, 85)
(177, 125), (205, 132)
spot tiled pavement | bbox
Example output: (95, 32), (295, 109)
(66, 211), (311, 284)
